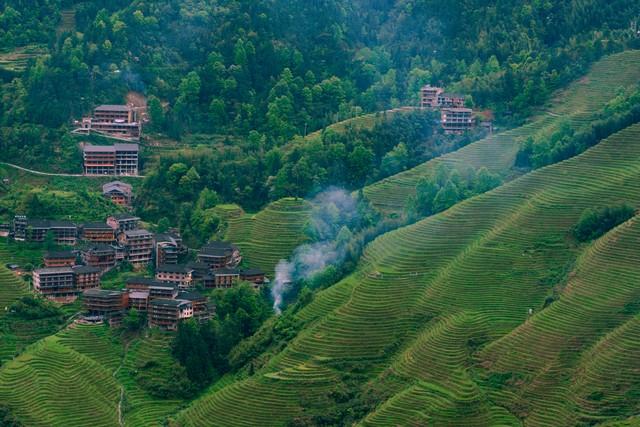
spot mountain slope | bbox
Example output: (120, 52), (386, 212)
(177, 121), (640, 425)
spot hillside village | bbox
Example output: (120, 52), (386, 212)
(2, 2), (640, 425)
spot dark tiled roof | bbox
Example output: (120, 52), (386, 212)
(126, 277), (163, 286)
(82, 243), (116, 253)
(124, 229), (152, 238)
(34, 267), (74, 275)
(113, 143), (139, 152)
(177, 291), (205, 301)
(84, 288), (125, 298)
(84, 144), (116, 153)
(150, 298), (190, 308)
(156, 264), (192, 274)
(72, 265), (101, 274)
(95, 104), (130, 112)
(240, 268), (264, 276)
(82, 222), (113, 230)
(44, 251), (76, 259)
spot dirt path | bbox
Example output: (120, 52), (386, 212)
(1, 162), (145, 179)
(114, 341), (130, 427)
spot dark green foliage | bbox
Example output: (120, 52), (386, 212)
(516, 87), (640, 169)
(0, 404), (22, 427)
(122, 308), (146, 332)
(171, 284), (271, 389)
(9, 295), (63, 321)
(406, 165), (502, 219)
(572, 204), (635, 242)
(134, 360), (196, 399)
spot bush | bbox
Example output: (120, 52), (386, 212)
(9, 295), (63, 320)
(572, 204), (635, 242)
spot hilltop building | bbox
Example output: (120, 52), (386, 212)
(74, 105), (141, 141)
(103, 181), (133, 207)
(420, 85), (443, 108)
(83, 143), (139, 176)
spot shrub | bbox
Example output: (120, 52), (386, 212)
(572, 204), (635, 242)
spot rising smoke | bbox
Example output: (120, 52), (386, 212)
(271, 188), (358, 314)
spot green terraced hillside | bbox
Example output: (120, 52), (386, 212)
(176, 123), (640, 426)
(0, 45), (47, 74)
(225, 197), (312, 276)
(363, 50), (640, 214)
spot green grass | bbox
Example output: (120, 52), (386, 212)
(225, 197), (312, 276)
(363, 50), (640, 215)
(176, 121), (640, 425)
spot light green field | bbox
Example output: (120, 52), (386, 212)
(0, 44), (47, 73)
(176, 121), (640, 425)
(225, 197), (312, 276)
(363, 50), (640, 214)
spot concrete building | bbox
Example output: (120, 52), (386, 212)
(177, 290), (210, 322)
(441, 108), (475, 134)
(74, 105), (141, 141)
(128, 290), (150, 312)
(149, 282), (179, 300)
(102, 181), (133, 207)
(83, 144), (139, 176)
(420, 85), (444, 109)
(437, 93), (465, 108)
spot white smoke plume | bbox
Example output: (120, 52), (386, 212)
(271, 188), (358, 314)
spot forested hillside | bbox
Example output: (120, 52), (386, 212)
(2, 1), (640, 426)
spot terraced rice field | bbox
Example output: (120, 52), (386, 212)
(363, 50), (640, 214)
(0, 334), (120, 426)
(177, 123), (640, 425)
(225, 197), (312, 275)
(0, 45), (47, 73)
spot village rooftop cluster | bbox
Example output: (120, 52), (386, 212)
(7, 210), (265, 330)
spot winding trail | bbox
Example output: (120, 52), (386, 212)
(114, 341), (131, 427)
(0, 162), (145, 178)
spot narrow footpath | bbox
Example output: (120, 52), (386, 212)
(0, 162), (145, 178)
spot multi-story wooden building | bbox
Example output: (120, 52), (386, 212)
(23, 219), (78, 245)
(102, 181), (133, 207)
(420, 85), (444, 108)
(128, 290), (150, 312)
(240, 268), (266, 287)
(210, 268), (241, 289)
(83, 144), (139, 176)
(154, 233), (184, 267)
(177, 290), (210, 322)
(119, 229), (153, 266)
(43, 251), (77, 268)
(155, 264), (194, 289)
(81, 222), (115, 243)
(107, 213), (140, 232)
(441, 108), (475, 134)
(148, 299), (193, 331)
(197, 241), (241, 269)
(12, 215), (27, 240)
(75, 105), (141, 141)
(33, 267), (77, 300)
(149, 282), (179, 300)
(125, 276), (163, 291)
(83, 289), (129, 320)
(72, 265), (101, 291)
(437, 93), (465, 108)
(81, 244), (117, 271)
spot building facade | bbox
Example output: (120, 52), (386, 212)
(74, 105), (141, 141)
(155, 264), (194, 289)
(83, 289), (129, 320)
(33, 267), (76, 300)
(119, 229), (154, 266)
(81, 244), (117, 271)
(197, 241), (241, 269)
(107, 214), (140, 232)
(81, 223), (115, 243)
(441, 108), (475, 134)
(102, 181), (133, 207)
(72, 266), (101, 291)
(149, 299), (193, 330)
(43, 251), (77, 268)
(83, 144), (139, 176)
